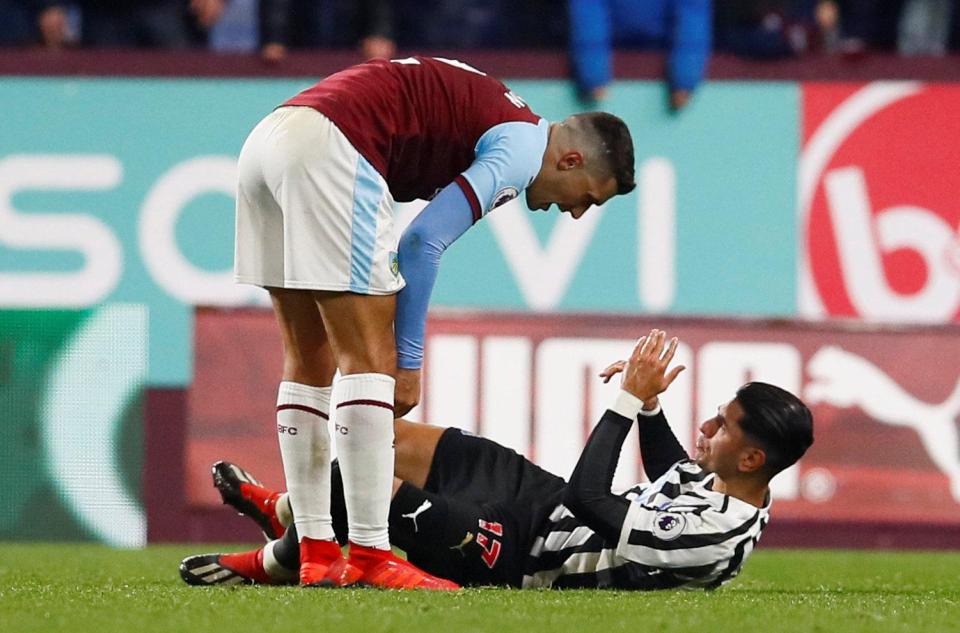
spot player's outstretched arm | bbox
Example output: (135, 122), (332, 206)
(600, 331), (689, 479)
(394, 183), (474, 415)
(565, 331), (686, 540)
(637, 407), (689, 482)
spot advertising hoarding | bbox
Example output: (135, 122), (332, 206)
(187, 309), (960, 530)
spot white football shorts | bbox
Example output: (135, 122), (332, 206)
(234, 106), (404, 295)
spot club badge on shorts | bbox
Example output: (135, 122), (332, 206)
(389, 251), (399, 277)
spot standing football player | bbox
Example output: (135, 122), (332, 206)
(233, 55), (636, 589)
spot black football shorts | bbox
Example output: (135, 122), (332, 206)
(388, 427), (566, 587)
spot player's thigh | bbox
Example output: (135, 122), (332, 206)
(268, 287), (336, 385)
(389, 486), (521, 587)
(424, 427), (566, 506)
(394, 419), (447, 488)
(314, 290), (396, 376)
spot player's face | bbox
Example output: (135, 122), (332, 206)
(694, 399), (755, 477)
(525, 167), (617, 220)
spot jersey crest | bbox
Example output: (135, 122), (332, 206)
(653, 512), (686, 541)
(491, 186), (519, 211)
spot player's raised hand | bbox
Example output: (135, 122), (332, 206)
(599, 360), (627, 383)
(620, 329), (685, 403)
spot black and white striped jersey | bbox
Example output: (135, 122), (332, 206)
(522, 459), (770, 590)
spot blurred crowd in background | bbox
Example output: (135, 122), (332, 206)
(2, 0), (959, 110)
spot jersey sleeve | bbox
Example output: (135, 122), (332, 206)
(562, 409), (633, 542)
(615, 495), (761, 569)
(395, 183), (475, 369)
(455, 118), (549, 222)
(638, 408), (689, 481)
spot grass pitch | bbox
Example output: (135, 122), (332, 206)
(1, 545), (959, 633)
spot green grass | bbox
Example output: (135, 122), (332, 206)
(1, 545), (959, 633)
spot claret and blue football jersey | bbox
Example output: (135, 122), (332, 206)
(285, 56), (548, 221)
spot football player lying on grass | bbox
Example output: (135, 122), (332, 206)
(181, 329), (813, 590)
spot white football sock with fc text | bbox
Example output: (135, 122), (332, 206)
(332, 372), (395, 550)
(276, 381), (335, 542)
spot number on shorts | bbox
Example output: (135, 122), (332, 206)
(477, 519), (504, 568)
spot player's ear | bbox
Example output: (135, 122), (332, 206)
(558, 151), (583, 171)
(739, 447), (766, 474)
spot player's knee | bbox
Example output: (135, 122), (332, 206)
(393, 421), (443, 487)
(281, 342), (336, 385)
(337, 345), (396, 376)
(393, 421), (418, 466)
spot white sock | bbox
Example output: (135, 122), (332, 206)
(332, 372), (395, 550)
(262, 539), (297, 580)
(276, 381), (335, 542)
(275, 492), (293, 528)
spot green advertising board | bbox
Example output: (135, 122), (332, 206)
(0, 305), (147, 545)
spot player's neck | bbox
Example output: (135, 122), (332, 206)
(711, 476), (768, 509)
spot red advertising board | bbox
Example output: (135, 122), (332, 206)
(801, 81), (960, 324)
(186, 309), (960, 537)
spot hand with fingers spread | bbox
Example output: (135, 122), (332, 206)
(607, 329), (685, 408)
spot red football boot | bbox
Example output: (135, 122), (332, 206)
(180, 547), (277, 586)
(299, 537), (356, 588)
(347, 543), (459, 591)
(212, 461), (287, 540)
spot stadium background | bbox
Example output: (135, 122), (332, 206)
(1, 49), (959, 552)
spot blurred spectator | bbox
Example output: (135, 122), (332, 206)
(833, 1), (904, 54)
(715, 1), (835, 58)
(35, 0), (227, 49)
(396, 0), (502, 48)
(82, 1), (191, 48)
(186, 0), (229, 46)
(714, 1), (942, 58)
(10, 0), (960, 61)
(0, 0), (78, 47)
(391, 0), (566, 50)
(820, 1), (955, 56)
(567, 0), (712, 111)
(206, 0), (256, 51)
(254, 0), (395, 63)
(37, 2), (75, 47)
(898, 0), (953, 54)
